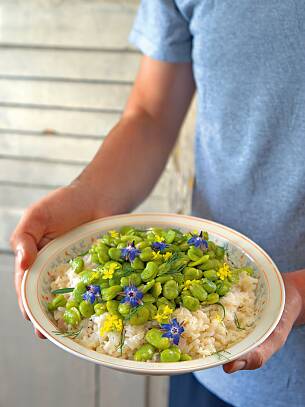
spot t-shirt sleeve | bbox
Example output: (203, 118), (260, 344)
(129, 0), (192, 63)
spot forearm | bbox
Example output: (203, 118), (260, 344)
(74, 110), (176, 218)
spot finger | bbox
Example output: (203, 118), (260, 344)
(35, 329), (46, 339)
(13, 233), (38, 318)
(14, 251), (31, 320)
(224, 279), (301, 373)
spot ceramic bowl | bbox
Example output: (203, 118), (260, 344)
(22, 213), (285, 375)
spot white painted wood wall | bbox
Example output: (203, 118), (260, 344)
(0, 1), (195, 406)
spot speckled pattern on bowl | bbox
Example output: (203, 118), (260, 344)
(22, 213), (285, 375)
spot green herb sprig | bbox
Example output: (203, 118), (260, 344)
(51, 288), (74, 295)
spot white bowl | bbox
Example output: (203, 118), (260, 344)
(22, 213), (285, 375)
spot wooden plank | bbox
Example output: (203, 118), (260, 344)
(0, 106), (120, 135)
(0, 253), (96, 407)
(0, 132), (103, 163)
(0, 0), (139, 49)
(0, 48), (140, 82)
(0, 188), (170, 252)
(0, 158), (172, 190)
(0, 79), (131, 111)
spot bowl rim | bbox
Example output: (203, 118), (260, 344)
(21, 212), (285, 375)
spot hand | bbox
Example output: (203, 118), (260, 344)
(10, 181), (98, 338)
(223, 272), (304, 373)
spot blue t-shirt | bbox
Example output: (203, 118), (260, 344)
(129, 1), (305, 406)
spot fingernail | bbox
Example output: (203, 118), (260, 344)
(229, 360), (246, 373)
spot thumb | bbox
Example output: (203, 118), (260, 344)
(13, 233), (38, 320)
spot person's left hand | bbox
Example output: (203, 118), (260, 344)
(223, 271), (304, 373)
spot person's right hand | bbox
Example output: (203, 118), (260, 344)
(10, 181), (98, 338)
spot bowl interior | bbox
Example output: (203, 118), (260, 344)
(23, 213), (284, 375)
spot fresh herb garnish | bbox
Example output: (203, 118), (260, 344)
(234, 313), (245, 330)
(51, 288), (74, 295)
(52, 328), (82, 339)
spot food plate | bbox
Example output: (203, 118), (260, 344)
(22, 213), (285, 375)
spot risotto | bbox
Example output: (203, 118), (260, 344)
(47, 227), (258, 362)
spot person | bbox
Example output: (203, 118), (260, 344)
(11, 1), (305, 406)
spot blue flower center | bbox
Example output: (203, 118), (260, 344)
(171, 327), (179, 335)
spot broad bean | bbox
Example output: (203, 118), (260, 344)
(145, 328), (170, 350)
(134, 344), (155, 361)
(160, 346), (181, 362)
(182, 295), (200, 311)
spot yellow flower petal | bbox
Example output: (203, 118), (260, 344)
(163, 252), (172, 261)
(109, 230), (119, 238)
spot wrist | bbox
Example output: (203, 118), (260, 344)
(69, 174), (119, 221)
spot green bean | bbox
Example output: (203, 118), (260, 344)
(182, 295), (200, 311)
(145, 328), (170, 350)
(134, 344), (156, 361)
(101, 285), (122, 301)
(160, 346), (181, 362)
(63, 307), (81, 327)
(141, 261), (159, 282)
(70, 257), (84, 274)
(79, 300), (95, 318)
(163, 280), (179, 300)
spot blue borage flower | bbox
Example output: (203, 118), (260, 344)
(121, 284), (143, 307)
(187, 231), (208, 250)
(82, 285), (101, 304)
(152, 241), (169, 251)
(121, 241), (141, 262)
(161, 318), (185, 345)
